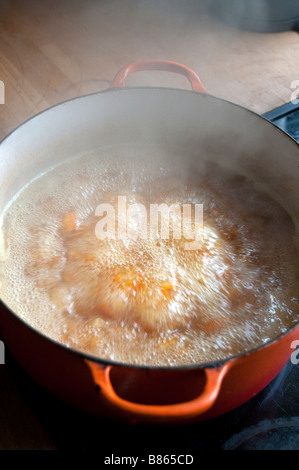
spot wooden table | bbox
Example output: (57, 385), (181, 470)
(0, 0), (299, 451)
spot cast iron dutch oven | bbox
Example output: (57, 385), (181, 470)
(0, 60), (299, 424)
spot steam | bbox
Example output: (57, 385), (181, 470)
(205, 0), (299, 33)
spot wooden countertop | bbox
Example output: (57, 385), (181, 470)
(1, 0), (299, 143)
(0, 0), (299, 451)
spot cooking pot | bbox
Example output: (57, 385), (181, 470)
(0, 60), (299, 425)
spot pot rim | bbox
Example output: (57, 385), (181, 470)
(1, 296), (299, 371)
(1, 85), (299, 149)
(0, 86), (299, 372)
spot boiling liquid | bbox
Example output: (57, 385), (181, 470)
(1, 147), (299, 366)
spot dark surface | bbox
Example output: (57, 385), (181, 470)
(5, 348), (299, 452)
(263, 102), (299, 143)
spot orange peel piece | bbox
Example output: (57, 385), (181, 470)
(160, 281), (175, 300)
(63, 212), (78, 231)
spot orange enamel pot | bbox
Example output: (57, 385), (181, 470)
(0, 60), (299, 424)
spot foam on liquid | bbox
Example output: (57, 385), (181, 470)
(0, 147), (299, 366)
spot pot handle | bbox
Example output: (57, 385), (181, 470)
(85, 360), (229, 421)
(110, 60), (208, 93)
